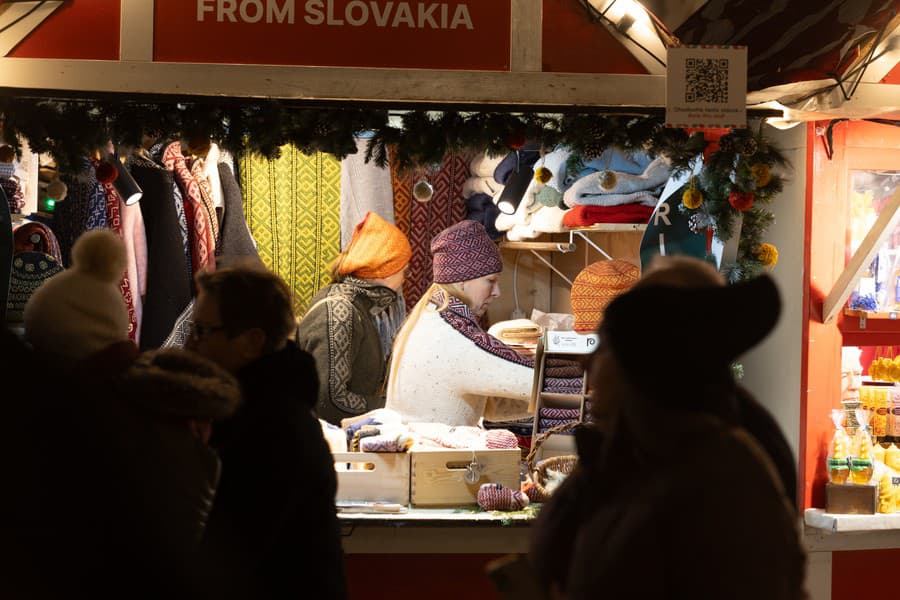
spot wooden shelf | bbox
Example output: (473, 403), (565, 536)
(845, 308), (900, 321)
(839, 308), (900, 346)
(565, 223), (648, 233)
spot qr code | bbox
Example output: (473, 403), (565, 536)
(684, 58), (729, 103)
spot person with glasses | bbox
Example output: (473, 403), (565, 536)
(188, 266), (347, 600)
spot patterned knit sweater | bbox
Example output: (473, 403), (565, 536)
(386, 296), (581, 427)
(297, 276), (397, 426)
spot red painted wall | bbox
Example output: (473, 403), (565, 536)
(541, 0), (647, 74)
(806, 119), (900, 597)
(833, 549), (900, 599)
(345, 554), (502, 599)
(7, 0), (119, 60)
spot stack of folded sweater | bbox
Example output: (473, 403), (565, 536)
(562, 150), (670, 227)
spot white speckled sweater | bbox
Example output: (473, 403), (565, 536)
(385, 300), (535, 427)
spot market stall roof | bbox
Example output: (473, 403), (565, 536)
(670, 0), (900, 125)
(0, 1), (896, 123)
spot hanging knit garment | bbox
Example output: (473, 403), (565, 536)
(162, 141), (216, 276)
(55, 159), (109, 268)
(339, 137), (395, 250)
(238, 145), (340, 313)
(97, 170), (139, 342)
(190, 152), (221, 251)
(391, 149), (472, 311)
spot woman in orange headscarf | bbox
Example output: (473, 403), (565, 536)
(297, 211), (411, 425)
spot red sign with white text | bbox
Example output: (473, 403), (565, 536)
(154, 0), (511, 70)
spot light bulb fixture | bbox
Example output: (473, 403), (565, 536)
(496, 163), (535, 215)
(584, 0), (666, 69)
(109, 148), (143, 205)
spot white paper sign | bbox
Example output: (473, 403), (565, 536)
(666, 45), (747, 129)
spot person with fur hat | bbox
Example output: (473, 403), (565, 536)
(385, 220), (580, 427)
(528, 255), (807, 600)
(24, 228), (136, 369)
(16, 228), (244, 597)
(84, 347), (242, 596)
(297, 210), (411, 425)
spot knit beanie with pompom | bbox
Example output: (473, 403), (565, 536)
(24, 229), (129, 363)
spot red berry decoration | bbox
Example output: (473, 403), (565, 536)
(95, 160), (118, 185)
(506, 131), (526, 150)
(728, 190), (755, 211)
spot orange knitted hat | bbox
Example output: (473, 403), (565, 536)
(338, 212), (411, 279)
(570, 259), (640, 332)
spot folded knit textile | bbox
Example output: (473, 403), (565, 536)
(538, 418), (578, 434)
(563, 156), (671, 208)
(562, 203), (655, 227)
(487, 318), (543, 346)
(540, 407), (581, 420)
(529, 205), (570, 233)
(469, 153), (507, 178)
(465, 193), (502, 240)
(407, 422), (518, 449)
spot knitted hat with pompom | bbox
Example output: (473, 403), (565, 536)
(24, 229), (129, 363)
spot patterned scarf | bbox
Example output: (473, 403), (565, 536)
(437, 292), (583, 393)
(95, 162), (138, 341)
(190, 154), (221, 251)
(162, 141), (216, 276)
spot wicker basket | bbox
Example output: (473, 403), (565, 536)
(525, 421), (579, 502)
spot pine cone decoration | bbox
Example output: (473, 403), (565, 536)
(718, 135), (735, 154)
(582, 122), (606, 159)
(688, 212), (708, 234)
(739, 137), (758, 157)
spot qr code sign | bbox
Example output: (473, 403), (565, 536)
(684, 58), (729, 104)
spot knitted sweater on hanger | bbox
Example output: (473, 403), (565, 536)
(131, 154), (193, 350)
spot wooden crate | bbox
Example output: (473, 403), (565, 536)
(333, 452), (410, 505)
(410, 448), (522, 507)
(825, 483), (877, 515)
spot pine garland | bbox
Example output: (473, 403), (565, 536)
(0, 96), (787, 280)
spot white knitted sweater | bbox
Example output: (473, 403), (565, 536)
(385, 303), (534, 427)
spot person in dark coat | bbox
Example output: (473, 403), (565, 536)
(528, 256), (806, 600)
(13, 228), (242, 599)
(189, 265), (347, 600)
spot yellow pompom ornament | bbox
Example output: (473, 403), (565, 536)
(534, 166), (553, 185)
(681, 188), (703, 209)
(751, 163), (772, 188)
(755, 242), (778, 267)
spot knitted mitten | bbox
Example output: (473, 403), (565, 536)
(477, 483), (530, 511)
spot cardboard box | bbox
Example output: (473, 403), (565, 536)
(825, 483), (877, 515)
(410, 448), (522, 507)
(543, 331), (599, 354)
(333, 452), (410, 505)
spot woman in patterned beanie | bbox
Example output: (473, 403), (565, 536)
(297, 211), (411, 426)
(385, 219), (582, 427)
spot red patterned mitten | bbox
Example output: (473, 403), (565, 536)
(477, 483), (530, 511)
